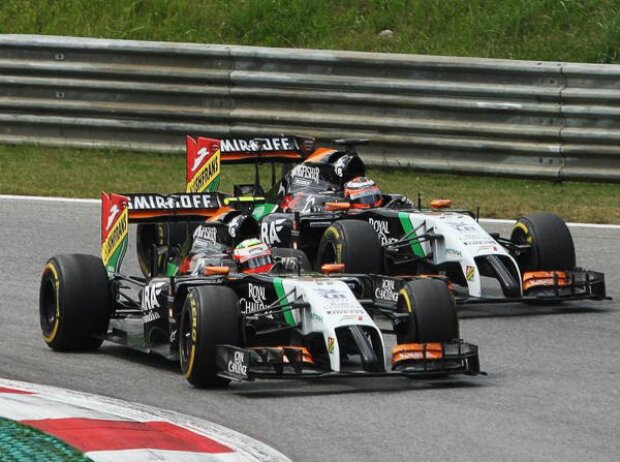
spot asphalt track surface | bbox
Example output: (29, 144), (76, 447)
(1, 197), (618, 462)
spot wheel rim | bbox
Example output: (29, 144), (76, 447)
(512, 226), (529, 245)
(41, 278), (57, 335)
(319, 241), (338, 266)
(395, 291), (414, 344)
(179, 306), (192, 370)
(512, 222), (537, 270)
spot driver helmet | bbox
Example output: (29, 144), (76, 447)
(232, 238), (274, 273)
(343, 177), (382, 209)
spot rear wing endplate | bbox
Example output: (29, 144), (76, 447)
(101, 192), (229, 273)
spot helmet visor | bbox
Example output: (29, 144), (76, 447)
(242, 255), (274, 270)
(348, 188), (381, 207)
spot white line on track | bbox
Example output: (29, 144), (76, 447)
(2, 194), (620, 230)
(0, 194), (99, 204)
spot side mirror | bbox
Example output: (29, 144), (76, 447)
(430, 199), (452, 209)
(203, 266), (230, 276)
(324, 202), (351, 211)
(321, 263), (345, 275)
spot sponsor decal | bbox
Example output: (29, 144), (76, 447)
(334, 155), (347, 177)
(240, 283), (268, 314)
(445, 248), (463, 257)
(220, 137), (298, 153)
(227, 350), (248, 377)
(340, 314), (364, 322)
(312, 283), (362, 313)
(290, 165), (320, 183)
(369, 218), (399, 245)
(311, 313), (323, 323)
(190, 297), (197, 343)
(227, 215), (245, 238)
(105, 204), (120, 232)
(314, 288), (347, 300)
(186, 149), (221, 193)
(476, 245), (499, 253)
(326, 308), (365, 316)
(186, 137), (221, 193)
(466, 265), (476, 282)
(301, 196), (316, 213)
(260, 218), (287, 244)
(101, 193), (129, 272)
(142, 281), (166, 322)
(464, 240), (499, 246)
(447, 220), (496, 246)
(193, 225), (218, 244)
(375, 279), (398, 302)
(327, 337), (335, 354)
(127, 193), (220, 211)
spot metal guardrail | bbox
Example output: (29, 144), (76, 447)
(1, 34), (619, 181)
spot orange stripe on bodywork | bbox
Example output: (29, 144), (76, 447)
(305, 147), (337, 162)
(522, 271), (572, 292)
(220, 152), (302, 162)
(206, 207), (234, 222)
(391, 343), (444, 364)
(128, 206), (233, 221)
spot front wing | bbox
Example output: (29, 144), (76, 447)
(215, 341), (482, 382)
(457, 269), (608, 305)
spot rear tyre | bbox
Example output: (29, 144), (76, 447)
(272, 247), (312, 272)
(316, 220), (382, 273)
(137, 223), (190, 276)
(510, 213), (575, 272)
(179, 286), (240, 388)
(395, 279), (459, 344)
(39, 254), (111, 351)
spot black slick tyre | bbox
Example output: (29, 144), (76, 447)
(510, 213), (575, 272)
(272, 247), (312, 272)
(316, 220), (382, 273)
(395, 278), (459, 344)
(39, 254), (111, 351)
(137, 222), (190, 276)
(179, 286), (240, 388)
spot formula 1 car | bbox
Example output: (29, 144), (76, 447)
(138, 135), (607, 306)
(39, 192), (481, 387)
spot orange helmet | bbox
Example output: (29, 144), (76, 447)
(344, 177), (382, 209)
(232, 238), (274, 273)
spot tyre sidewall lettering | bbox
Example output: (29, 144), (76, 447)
(184, 293), (199, 379)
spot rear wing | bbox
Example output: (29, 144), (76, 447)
(101, 192), (229, 273)
(186, 135), (316, 193)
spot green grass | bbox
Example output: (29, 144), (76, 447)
(2, 144), (620, 223)
(1, 0), (619, 63)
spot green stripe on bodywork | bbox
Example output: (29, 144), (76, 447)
(166, 262), (178, 277)
(252, 203), (278, 221)
(273, 277), (296, 327)
(105, 240), (127, 273)
(398, 212), (426, 258)
(206, 175), (221, 192)
(0, 417), (93, 462)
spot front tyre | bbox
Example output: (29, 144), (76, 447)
(510, 213), (575, 272)
(395, 278), (459, 344)
(179, 286), (240, 388)
(316, 220), (382, 273)
(39, 254), (111, 351)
